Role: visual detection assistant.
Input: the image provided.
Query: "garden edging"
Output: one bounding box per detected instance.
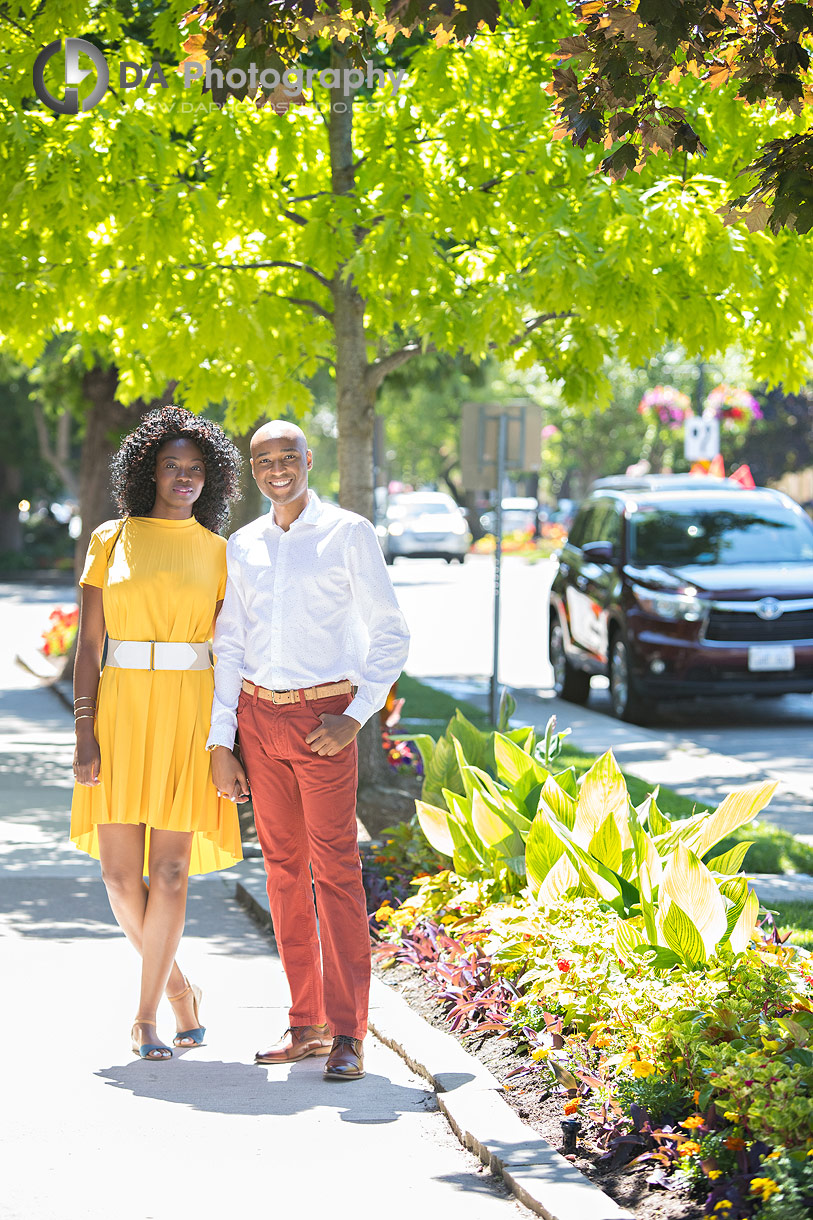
[227,860,634,1220]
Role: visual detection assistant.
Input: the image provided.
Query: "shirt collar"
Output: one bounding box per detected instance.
[268,489,324,531]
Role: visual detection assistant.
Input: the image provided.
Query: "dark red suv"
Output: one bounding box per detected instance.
[549,476,813,721]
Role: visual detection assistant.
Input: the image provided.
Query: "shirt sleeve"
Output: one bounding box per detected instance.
[207,537,249,751]
[343,518,411,727]
[79,522,120,588]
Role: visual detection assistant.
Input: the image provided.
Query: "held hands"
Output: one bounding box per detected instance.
[211,746,251,803]
[305,713,361,757]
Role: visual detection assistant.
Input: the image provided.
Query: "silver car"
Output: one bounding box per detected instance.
[378,493,470,564]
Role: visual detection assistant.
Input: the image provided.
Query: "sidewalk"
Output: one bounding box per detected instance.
[0,588,532,1220]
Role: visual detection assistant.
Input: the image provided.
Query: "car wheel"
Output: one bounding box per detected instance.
[549,619,591,704]
[608,632,646,723]
[455,554,466,564]
[444,555,453,564]
[384,552,394,565]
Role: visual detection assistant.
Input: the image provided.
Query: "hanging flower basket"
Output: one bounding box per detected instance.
[41,605,78,657]
[637,386,692,430]
[703,384,763,433]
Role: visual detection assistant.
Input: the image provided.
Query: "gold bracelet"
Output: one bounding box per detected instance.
[74,699,96,707]
[74,713,95,721]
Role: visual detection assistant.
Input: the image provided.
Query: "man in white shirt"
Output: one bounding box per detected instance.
[208,421,410,1080]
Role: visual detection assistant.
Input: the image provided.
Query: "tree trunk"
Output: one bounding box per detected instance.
[75,368,174,581]
[229,425,264,531]
[0,461,23,554]
[328,47,394,791]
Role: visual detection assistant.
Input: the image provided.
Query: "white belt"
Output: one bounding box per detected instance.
[105,639,212,671]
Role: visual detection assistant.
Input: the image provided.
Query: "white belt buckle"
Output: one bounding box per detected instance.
[111,640,151,669]
[153,642,196,670]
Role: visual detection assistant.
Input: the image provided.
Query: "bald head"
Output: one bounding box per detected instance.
[250,420,308,457]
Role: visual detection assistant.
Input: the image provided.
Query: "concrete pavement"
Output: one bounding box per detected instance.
[0,584,533,1220]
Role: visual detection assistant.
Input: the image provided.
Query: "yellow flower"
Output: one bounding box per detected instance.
[723,1111,740,1122]
[750,1178,780,1202]
[531,1047,549,1062]
[708,1170,723,1180]
[630,1059,656,1078]
[375,903,393,921]
[681,1115,705,1130]
[679,1140,701,1158]
[767,1151,782,1160]
[563,1099,579,1116]
[714,1204,732,1213]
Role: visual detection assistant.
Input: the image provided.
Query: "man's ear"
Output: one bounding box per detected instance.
[306,449,313,470]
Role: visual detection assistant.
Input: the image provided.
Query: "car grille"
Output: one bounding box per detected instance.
[706,608,813,643]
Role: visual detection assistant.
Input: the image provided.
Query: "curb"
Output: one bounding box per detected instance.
[229,861,634,1220]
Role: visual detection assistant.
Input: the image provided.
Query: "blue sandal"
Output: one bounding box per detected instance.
[131,1019,172,1060]
[169,980,206,1048]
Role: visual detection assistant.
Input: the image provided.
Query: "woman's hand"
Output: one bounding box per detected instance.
[211,746,250,803]
[74,728,101,786]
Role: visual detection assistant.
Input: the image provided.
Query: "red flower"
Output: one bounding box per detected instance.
[557,959,572,973]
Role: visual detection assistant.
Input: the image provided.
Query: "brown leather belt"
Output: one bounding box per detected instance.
[241,678,354,706]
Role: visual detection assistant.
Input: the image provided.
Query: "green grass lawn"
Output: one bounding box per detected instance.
[397,673,813,883]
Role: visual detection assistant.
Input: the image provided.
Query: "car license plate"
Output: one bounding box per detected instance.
[748,645,795,672]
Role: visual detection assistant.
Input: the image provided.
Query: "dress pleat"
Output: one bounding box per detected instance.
[69,516,242,877]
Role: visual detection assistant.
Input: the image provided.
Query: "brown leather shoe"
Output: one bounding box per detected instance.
[323,1035,365,1080]
[254,1024,331,1064]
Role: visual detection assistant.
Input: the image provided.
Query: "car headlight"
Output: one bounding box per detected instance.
[388,522,405,537]
[631,584,708,622]
[450,519,467,535]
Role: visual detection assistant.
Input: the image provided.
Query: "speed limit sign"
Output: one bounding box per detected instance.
[684,416,721,462]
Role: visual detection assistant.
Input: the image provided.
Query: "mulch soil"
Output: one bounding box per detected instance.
[374,958,705,1220]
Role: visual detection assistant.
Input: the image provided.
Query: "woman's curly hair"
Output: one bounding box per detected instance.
[110,406,242,534]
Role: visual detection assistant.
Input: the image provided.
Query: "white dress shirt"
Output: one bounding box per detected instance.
[207,491,410,751]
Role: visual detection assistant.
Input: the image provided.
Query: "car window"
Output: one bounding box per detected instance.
[567,505,595,549]
[586,500,622,550]
[629,502,813,566]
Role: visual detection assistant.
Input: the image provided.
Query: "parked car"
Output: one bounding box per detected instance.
[549,475,813,721]
[378,492,470,564]
[480,497,547,537]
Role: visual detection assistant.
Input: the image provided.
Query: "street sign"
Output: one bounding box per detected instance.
[460,400,542,726]
[461,401,542,491]
[684,416,720,463]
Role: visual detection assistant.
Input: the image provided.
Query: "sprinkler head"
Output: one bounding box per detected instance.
[560,1117,580,1153]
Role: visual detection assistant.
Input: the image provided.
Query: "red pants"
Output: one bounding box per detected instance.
[236,687,370,1040]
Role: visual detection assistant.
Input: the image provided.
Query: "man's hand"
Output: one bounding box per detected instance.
[305,713,361,757]
[211,746,251,803]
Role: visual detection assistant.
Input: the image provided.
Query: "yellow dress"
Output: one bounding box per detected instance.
[70,516,243,876]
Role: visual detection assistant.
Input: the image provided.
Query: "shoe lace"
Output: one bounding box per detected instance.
[333,1034,356,1048]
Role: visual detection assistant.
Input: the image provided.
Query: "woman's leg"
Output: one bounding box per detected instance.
[137,828,194,1023]
[97,824,195,1048]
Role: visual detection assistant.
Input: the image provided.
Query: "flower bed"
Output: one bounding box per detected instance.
[365,711,813,1220]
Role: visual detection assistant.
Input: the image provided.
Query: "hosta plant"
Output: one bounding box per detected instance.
[416,720,777,969]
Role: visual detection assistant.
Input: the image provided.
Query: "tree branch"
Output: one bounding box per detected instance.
[32,403,78,497]
[367,311,572,392]
[281,295,334,321]
[183,258,330,287]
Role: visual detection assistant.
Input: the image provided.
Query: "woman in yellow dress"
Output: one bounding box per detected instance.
[71,406,243,1060]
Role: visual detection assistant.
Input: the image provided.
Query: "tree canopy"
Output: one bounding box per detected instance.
[552,0,813,233]
[2,0,813,520]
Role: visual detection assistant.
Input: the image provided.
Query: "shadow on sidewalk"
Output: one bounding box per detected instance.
[95,1056,435,1122]
[0,878,271,959]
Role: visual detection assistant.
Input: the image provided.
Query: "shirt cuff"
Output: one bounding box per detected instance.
[344,695,375,728]
[206,728,237,752]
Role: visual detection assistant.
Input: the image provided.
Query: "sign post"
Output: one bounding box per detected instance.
[461,401,542,725]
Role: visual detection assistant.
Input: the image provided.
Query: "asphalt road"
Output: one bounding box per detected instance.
[391,555,813,816]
